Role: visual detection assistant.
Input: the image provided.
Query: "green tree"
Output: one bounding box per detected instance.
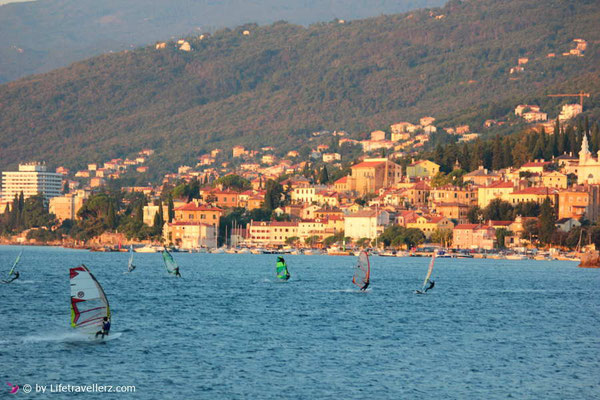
[431,228,452,247]
[264,179,284,211]
[106,201,117,230]
[483,199,514,221]
[304,235,320,247]
[285,236,300,246]
[495,228,512,249]
[355,237,371,248]
[319,166,329,184]
[492,134,503,170]
[323,231,345,247]
[404,228,426,248]
[153,201,165,236]
[168,194,175,223]
[216,174,251,190]
[538,197,556,245]
[22,195,54,229]
[467,206,483,224]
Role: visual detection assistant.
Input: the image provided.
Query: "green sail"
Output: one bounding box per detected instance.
[162,249,179,275]
[276,260,290,281]
[8,249,22,277]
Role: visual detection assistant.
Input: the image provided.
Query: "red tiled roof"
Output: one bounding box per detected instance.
[484,181,515,189]
[489,220,512,226]
[175,203,223,212]
[351,161,386,168]
[412,181,431,190]
[335,176,348,184]
[511,187,556,195]
[521,161,550,167]
[347,210,379,218]
[454,224,481,229]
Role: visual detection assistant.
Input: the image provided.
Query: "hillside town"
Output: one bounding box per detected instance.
[0,102,598,259]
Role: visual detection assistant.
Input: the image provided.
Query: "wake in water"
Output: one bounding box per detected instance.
[325,288,372,293]
[21,331,123,344]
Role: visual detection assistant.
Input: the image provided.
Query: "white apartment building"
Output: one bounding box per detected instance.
[2,163,62,206]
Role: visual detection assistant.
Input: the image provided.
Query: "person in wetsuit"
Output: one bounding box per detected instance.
[424,280,435,292]
[3,270,19,284]
[360,280,369,291]
[95,317,111,339]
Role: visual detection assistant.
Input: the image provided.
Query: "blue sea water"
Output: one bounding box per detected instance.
[1,245,599,399]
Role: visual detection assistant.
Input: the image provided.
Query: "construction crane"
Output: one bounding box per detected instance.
[547,91,591,109]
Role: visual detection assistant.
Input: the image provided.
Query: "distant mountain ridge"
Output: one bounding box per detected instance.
[0,0,444,83]
[0,0,599,177]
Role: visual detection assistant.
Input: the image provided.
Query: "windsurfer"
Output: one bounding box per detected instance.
[360,280,369,291]
[128,264,136,272]
[174,266,182,278]
[3,270,19,283]
[276,257,290,280]
[424,280,435,292]
[95,317,111,339]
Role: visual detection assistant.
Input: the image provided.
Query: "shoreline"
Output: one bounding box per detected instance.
[0,242,582,261]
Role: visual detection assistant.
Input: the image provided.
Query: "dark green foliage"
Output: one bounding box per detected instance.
[538,197,557,245]
[1,0,600,175]
[264,179,284,211]
[216,175,251,191]
[513,201,540,218]
[0,194,55,235]
[495,228,512,249]
[26,228,62,243]
[319,166,329,184]
[322,231,345,247]
[483,199,514,221]
[168,194,175,223]
[0,0,443,83]
[378,225,425,248]
[430,169,466,188]
[106,201,117,230]
[467,206,483,224]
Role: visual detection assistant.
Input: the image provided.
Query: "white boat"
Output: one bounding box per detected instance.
[505,254,528,260]
[135,245,159,253]
[237,248,251,254]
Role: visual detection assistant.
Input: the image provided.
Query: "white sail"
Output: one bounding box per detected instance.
[353,251,370,289]
[128,245,135,272]
[70,265,110,334]
[421,253,436,292]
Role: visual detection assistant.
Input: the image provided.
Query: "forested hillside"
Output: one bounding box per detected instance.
[0,0,443,82]
[0,0,599,175]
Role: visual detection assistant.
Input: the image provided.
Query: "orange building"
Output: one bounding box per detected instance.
[174,202,223,229]
[557,185,600,221]
[347,158,403,195]
[452,224,496,250]
[508,187,558,206]
[430,185,477,207]
[434,202,470,223]
[210,190,240,208]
